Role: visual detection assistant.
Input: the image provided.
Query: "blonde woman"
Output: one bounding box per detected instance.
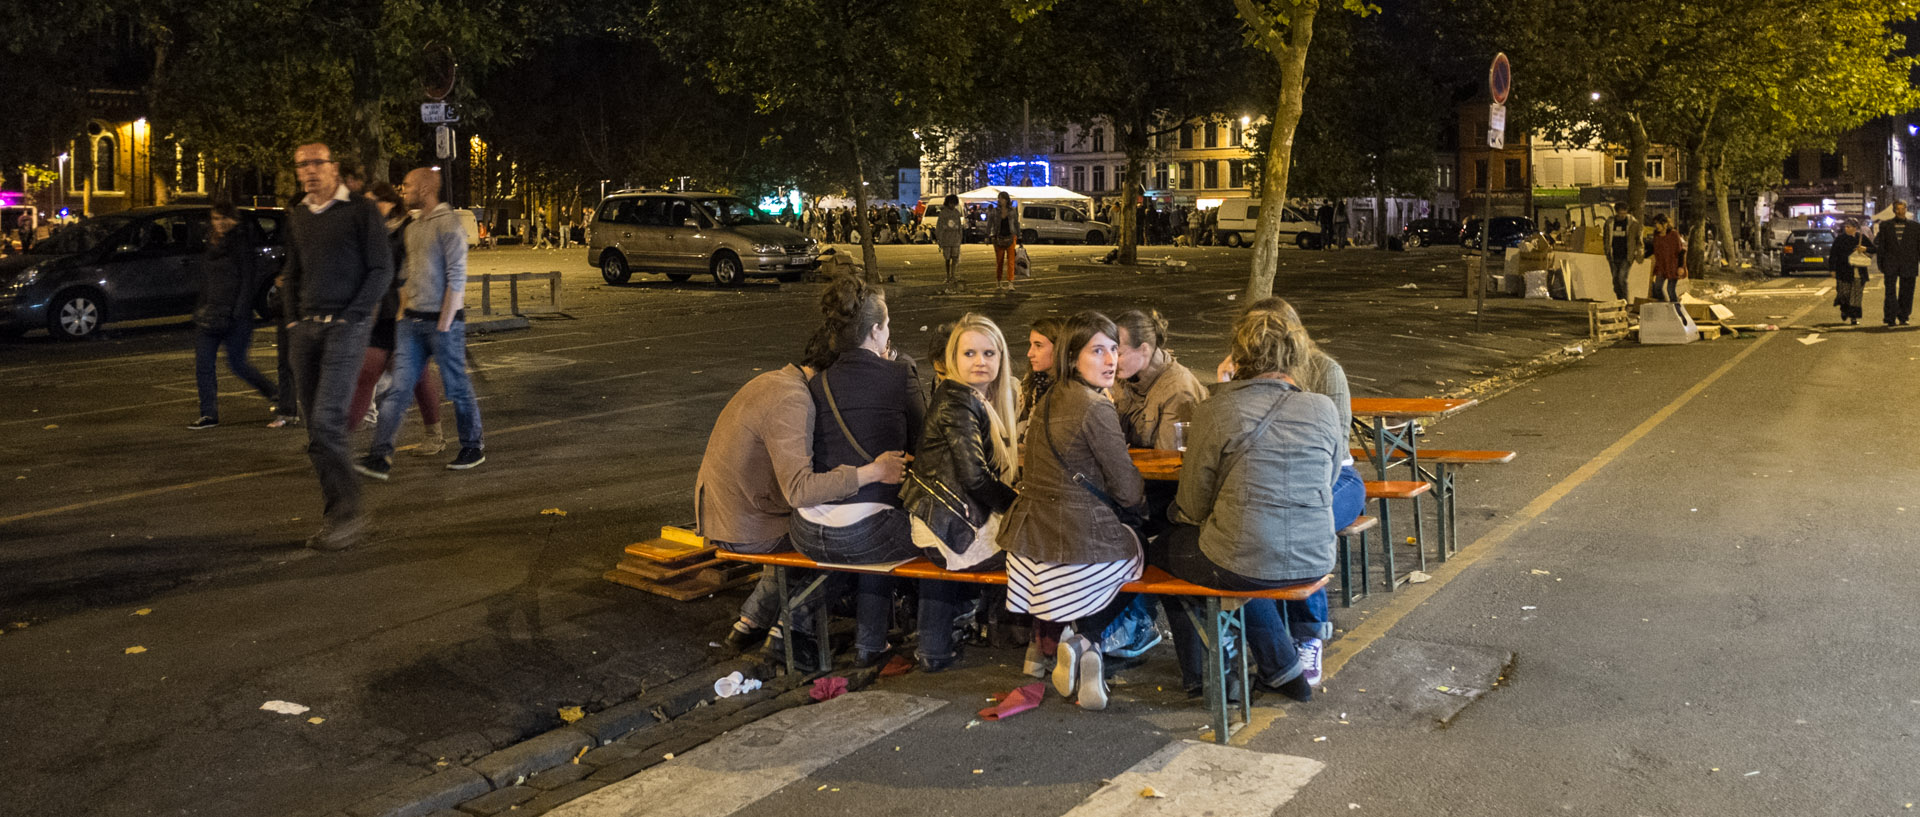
[902,313,1021,670]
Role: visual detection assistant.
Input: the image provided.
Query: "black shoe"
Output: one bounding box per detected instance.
[353,454,391,481]
[187,416,219,430]
[724,623,770,652]
[306,516,368,552]
[1255,674,1314,702]
[760,633,824,673]
[446,447,486,470]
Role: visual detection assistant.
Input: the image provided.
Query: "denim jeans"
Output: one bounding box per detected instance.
[719,535,826,641]
[917,580,976,664]
[194,322,275,419]
[289,318,373,527]
[371,318,482,458]
[1655,277,1679,302]
[1283,464,1365,641]
[1152,523,1312,689]
[274,323,299,418]
[790,508,915,657]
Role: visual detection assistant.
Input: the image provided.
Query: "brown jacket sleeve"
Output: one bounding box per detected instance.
[763,382,860,508]
[1084,396,1146,513]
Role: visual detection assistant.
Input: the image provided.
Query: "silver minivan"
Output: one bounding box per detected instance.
[587,192,818,285]
[1212,199,1323,249]
[1018,203,1111,245]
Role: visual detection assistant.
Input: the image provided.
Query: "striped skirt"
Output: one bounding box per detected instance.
[1005,551,1143,623]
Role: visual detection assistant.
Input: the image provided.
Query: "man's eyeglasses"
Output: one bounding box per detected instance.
[293,159,335,170]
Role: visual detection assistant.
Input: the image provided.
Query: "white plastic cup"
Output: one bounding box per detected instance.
[1173,421,1191,452]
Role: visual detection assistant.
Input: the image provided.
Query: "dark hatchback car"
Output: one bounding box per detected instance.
[0,205,286,339]
[1402,218,1462,247]
[1460,216,1538,250]
[1779,228,1836,274]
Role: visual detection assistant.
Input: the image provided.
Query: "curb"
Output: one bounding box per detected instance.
[338,655,882,817]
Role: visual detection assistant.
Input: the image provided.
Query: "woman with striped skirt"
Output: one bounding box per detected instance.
[997,311,1147,710]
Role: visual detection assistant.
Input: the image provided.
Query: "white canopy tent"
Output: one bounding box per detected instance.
[956,185,1093,204]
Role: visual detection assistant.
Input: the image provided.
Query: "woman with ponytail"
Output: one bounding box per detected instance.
[1112,308,1208,452]
[790,274,924,667]
[900,313,1021,671]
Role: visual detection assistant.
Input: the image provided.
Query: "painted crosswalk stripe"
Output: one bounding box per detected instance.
[1061,740,1324,817]
[546,691,945,817]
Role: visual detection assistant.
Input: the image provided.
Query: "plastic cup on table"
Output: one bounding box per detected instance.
[1173,421,1191,452]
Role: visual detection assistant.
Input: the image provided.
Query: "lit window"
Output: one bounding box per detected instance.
[95,135,118,191]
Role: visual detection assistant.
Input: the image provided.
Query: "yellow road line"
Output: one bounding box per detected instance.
[1319,296,1821,683]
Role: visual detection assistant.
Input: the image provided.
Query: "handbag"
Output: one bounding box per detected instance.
[1850,248,1872,269]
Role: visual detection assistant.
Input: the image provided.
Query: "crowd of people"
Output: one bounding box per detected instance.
[694,274,1365,710]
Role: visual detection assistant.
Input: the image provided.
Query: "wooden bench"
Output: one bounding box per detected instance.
[715,549,1328,743]
[1357,447,1515,563]
[1365,480,1432,589]
[1336,515,1379,608]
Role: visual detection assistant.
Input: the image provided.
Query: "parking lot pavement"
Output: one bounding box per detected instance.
[0,242,1601,817]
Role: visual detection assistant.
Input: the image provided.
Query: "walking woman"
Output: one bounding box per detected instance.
[791,274,924,667]
[1221,297,1363,687]
[1157,306,1345,703]
[348,182,445,453]
[998,311,1146,710]
[1648,214,1687,302]
[1830,219,1875,325]
[986,191,1021,293]
[935,194,966,291]
[902,313,1020,671]
[188,200,278,429]
[1112,308,1208,452]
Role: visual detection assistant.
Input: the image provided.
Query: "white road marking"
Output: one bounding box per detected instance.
[1061,740,1324,817]
[547,691,945,817]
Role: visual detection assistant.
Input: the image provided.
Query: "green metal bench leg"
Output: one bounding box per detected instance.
[776,566,796,674]
[775,567,835,675]
[1186,598,1247,744]
[1378,496,1396,591]
[1338,533,1354,607]
[814,579,832,672]
[1359,527,1370,601]
[1412,493,1427,574]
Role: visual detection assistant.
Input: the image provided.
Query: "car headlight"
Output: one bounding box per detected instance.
[752,243,782,254]
[9,266,42,288]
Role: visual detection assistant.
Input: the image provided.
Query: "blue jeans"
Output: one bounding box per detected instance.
[371,317,483,458]
[1152,523,1311,689]
[790,508,915,658]
[1284,464,1365,641]
[1655,277,1679,301]
[194,322,275,419]
[917,580,975,664]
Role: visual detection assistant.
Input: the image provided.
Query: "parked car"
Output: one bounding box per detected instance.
[0,205,286,339]
[918,201,985,244]
[587,191,818,285]
[1778,228,1836,275]
[1402,218,1461,247]
[1018,203,1110,245]
[1211,199,1323,249]
[1460,216,1538,250]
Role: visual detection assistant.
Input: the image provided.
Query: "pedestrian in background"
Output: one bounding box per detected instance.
[356,167,486,478]
[1606,207,1640,300]
[187,200,277,430]
[1875,201,1918,326]
[348,181,444,454]
[986,191,1021,293]
[935,193,966,292]
[283,142,393,551]
[1648,214,1686,302]
[1830,218,1874,325]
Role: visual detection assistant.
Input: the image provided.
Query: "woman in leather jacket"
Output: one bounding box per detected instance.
[901,313,1020,671]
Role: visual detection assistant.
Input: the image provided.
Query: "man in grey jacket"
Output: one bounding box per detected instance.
[1878,200,1920,326]
[284,142,393,551]
[357,167,486,478]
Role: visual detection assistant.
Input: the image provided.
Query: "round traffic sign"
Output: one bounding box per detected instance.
[1489,52,1511,104]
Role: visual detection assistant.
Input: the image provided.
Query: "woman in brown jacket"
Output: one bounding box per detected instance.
[1112,309,1209,452]
[998,310,1146,710]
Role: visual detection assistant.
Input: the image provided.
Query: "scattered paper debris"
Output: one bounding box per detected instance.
[540,508,568,516]
[574,746,589,763]
[1397,283,1419,289]
[124,646,147,654]
[133,608,152,616]
[1529,569,1550,575]
[558,706,584,723]
[663,753,675,760]
[713,671,762,698]
[1520,606,1537,611]
[1140,787,1166,799]
[1406,571,1432,583]
[810,676,849,702]
[972,769,984,774]
[1313,736,1327,742]
[43,424,58,430]
[1798,334,1826,345]
[817,785,828,791]
[308,717,325,725]
[260,700,310,715]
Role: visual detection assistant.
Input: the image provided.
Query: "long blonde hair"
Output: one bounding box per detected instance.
[945,313,1020,481]
[1237,297,1328,389]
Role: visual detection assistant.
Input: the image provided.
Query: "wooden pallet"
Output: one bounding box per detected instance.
[603,525,760,601]
[1589,299,1631,341]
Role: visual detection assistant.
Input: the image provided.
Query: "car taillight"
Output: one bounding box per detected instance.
[1783,244,1794,253]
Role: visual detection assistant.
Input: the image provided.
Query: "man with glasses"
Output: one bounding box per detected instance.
[284,142,393,551]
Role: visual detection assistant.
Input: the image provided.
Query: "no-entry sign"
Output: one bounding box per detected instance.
[1489,53,1511,105]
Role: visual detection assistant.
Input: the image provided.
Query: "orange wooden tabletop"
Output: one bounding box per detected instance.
[1349,397,1476,421]
[1129,448,1182,481]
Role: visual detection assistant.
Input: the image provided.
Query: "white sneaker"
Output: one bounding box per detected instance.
[1053,635,1083,697]
[1076,638,1109,710]
[1298,637,1324,688]
[1022,641,1048,679]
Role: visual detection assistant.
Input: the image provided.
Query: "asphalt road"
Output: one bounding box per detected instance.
[2,241,1635,817]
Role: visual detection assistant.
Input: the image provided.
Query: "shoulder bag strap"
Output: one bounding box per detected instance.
[1038,393,1138,524]
[820,374,876,463]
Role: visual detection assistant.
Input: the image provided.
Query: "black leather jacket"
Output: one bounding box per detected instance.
[901,379,1018,565]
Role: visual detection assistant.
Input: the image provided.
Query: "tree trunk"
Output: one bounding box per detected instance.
[1239,0,1318,302]
[847,112,880,283]
[1711,148,1739,267]
[1116,112,1150,266]
[1624,113,1651,263]
[1685,142,1711,278]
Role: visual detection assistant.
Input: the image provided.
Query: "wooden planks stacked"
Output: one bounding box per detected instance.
[604,525,760,601]
[1589,298,1631,341]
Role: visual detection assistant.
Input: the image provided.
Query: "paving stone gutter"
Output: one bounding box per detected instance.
[326,656,877,817]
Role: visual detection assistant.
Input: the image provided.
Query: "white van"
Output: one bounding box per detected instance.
[1212,199,1322,249]
[1019,203,1111,245]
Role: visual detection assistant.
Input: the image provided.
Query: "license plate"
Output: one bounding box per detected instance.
[790,255,811,265]
[1804,257,1823,263]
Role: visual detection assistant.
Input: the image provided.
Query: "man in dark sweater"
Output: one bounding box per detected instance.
[283,142,393,551]
[1878,200,1920,326]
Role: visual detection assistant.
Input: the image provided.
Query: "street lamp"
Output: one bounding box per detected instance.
[57,152,68,215]
[1590,92,1602,101]
[134,118,149,207]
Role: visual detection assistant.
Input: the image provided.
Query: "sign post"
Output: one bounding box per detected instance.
[1478,52,1512,332]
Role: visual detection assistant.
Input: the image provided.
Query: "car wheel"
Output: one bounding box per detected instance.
[255,279,281,321]
[1224,232,1244,248]
[711,252,745,286]
[49,290,104,339]
[1086,230,1105,245]
[1408,234,1425,248]
[1022,229,1039,244]
[1295,233,1316,250]
[601,253,632,285]
[666,273,692,282]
